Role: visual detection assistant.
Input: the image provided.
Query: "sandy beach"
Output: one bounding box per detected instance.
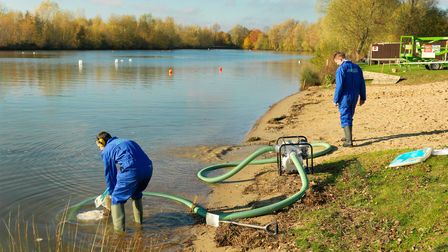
[184,80,448,250]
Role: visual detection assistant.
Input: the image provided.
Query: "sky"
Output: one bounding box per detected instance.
[2,0,448,32]
[0,0,320,31]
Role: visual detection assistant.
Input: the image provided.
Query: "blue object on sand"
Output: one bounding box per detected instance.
[388,148,433,168]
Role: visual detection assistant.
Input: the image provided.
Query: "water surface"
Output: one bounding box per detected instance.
[0,49,304,249]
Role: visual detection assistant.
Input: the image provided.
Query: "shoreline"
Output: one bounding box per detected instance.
[187,80,448,250]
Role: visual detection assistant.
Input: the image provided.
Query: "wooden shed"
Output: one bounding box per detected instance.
[369,42,400,65]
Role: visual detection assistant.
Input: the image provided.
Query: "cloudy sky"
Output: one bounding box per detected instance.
[2,0,448,32]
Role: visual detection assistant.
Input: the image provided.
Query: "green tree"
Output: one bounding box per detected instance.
[390,0,448,38]
[214,31,231,47]
[321,0,399,58]
[229,24,249,48]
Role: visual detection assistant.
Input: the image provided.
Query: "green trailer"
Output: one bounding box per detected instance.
[400,35,448,70]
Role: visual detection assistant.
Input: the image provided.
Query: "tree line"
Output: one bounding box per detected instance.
[0,0,317,51]
[1,0,447,82]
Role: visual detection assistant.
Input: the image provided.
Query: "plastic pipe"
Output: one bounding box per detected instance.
[67,142,332,221]
[197,142,332,183]
[197,146,276,183]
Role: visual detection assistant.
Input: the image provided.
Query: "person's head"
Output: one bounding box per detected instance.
[333,52,346,66]
[96,131,112,151]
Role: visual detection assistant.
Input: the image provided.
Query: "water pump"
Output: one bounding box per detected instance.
[276,136,314,175]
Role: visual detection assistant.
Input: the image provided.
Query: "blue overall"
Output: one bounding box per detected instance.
[101,137,153,205]
[334,60,366,127]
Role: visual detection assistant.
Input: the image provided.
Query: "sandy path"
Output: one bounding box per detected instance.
[187,81,448,250]
[246,82,448,161]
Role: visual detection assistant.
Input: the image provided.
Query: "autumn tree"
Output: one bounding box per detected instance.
[254,32,269,50]
[150,17,181,49]
[214,31,231,47]
[242,29,262,49]
[136,14,155,49]
[0,11,21,47]
[19,12,38,47]
[229,24,249,48]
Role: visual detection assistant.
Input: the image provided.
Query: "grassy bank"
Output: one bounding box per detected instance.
[360,63,448,85]
[294,149,448,250]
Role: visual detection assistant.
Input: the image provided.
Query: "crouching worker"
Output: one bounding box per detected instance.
[95,131,153,232]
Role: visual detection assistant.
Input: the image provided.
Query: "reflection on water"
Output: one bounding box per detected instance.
[0,50,305,249]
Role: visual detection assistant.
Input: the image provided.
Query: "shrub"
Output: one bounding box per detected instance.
[300,65,321,90]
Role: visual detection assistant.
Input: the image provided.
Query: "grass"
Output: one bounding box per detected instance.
[292,149,448,251]
[1,203,161,251]
[360,63,448,85]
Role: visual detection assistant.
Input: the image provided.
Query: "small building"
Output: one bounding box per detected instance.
[368,42,401,65]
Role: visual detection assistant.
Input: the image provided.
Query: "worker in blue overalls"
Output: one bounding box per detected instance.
[96,131,153,231]
[333,52,366,147]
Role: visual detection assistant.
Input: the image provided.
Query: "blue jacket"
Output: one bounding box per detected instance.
[101,137,152,198]
[334,60,366,106]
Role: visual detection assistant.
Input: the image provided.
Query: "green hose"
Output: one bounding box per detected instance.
[197,146,276,183]
[217,153,308,220]
[144,153,307,221]
[68,142,332,221]
[197,142,332,184]
[310,142,333,157]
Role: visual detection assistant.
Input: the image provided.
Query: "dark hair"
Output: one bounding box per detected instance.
[333,52,346,60]
[96,131,112,146]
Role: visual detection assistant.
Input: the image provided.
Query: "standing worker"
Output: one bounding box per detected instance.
[333,52,366,147]
[95,131,153,231]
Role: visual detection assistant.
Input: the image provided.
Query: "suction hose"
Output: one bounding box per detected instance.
[67,142,332,221]
[197,142,331,183]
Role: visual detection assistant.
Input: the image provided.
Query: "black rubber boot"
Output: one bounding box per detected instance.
[342,126,353,147]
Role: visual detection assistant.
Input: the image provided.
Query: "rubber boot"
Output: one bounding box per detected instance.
[111,204,125,232]
[342,126,353,147]
[132,198,143,225]
[341,126,353,142]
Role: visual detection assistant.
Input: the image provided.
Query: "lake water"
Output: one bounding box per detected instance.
[0,49,304,250]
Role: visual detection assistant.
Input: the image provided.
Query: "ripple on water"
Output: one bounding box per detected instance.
[63,196,197,250]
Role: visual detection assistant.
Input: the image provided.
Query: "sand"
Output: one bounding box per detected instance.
[185,81,448,251]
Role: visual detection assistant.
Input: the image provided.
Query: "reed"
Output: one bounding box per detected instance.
[1,204,162,251]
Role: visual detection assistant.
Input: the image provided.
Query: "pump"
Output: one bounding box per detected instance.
[275,136,313,175]
[69,137,332,224]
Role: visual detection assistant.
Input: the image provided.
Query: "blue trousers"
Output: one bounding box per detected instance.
[338,103,357,128]
[112,165,153,205]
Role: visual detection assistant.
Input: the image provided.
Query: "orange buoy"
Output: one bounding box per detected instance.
[169,69,173,75]
[219,67,222,72]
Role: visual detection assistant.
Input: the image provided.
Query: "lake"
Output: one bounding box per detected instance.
[0,49,305,250]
